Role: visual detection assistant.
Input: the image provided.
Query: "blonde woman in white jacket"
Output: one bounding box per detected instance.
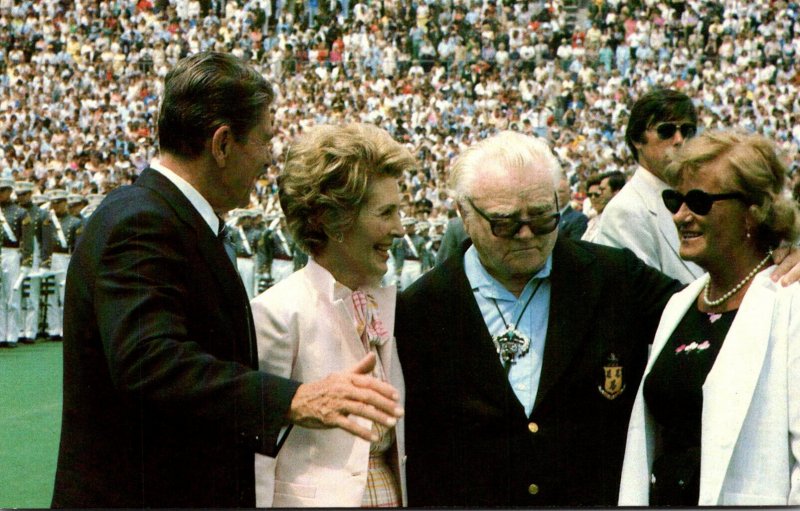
[252,124,415,507]
[618,130,800,506]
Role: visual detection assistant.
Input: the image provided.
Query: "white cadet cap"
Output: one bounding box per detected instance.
[46,189,69,202]
[67,194,86,205]
[14,181,34,194]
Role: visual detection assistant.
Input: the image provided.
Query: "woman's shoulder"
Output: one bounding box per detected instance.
[753,266,800,297]
[745,268,800,327]
[251,268,314,311]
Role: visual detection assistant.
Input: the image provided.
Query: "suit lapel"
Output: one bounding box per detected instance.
[534,240,598,411]
[304,260,365,366]
[699,272,775,504]
[135,168,247,303]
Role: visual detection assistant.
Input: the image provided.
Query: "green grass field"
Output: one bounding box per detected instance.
[0,341,62,509]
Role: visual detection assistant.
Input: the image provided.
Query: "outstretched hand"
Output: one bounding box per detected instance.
[288,352,404,442]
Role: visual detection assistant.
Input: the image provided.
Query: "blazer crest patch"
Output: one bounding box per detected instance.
[598,352,625,400]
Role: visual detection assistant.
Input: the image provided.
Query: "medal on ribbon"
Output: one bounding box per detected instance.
[490,280,544,372]
[492,327,531,366]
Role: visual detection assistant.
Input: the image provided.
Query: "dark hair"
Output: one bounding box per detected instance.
[157,52,275,159]
[625,89,697,162]
[586,173,603,189]
[600,170,626,192]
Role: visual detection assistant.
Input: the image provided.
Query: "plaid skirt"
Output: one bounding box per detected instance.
[360,340,401,507]
[361,422,401,507]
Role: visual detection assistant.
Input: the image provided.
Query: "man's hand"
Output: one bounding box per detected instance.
[288,353,404,442]
[771,245,800,286]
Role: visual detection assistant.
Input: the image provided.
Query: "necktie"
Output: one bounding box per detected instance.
[351,290,390,352]
[217,219,238,269]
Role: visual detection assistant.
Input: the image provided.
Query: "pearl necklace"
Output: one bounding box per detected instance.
[703,250,773,307]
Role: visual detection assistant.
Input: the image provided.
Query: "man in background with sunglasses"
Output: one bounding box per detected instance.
[556,176,589,240]
[582,171,625,243]
[595,88,703,283]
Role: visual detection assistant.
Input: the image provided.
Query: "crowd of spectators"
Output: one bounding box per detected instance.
[2,0,800,226]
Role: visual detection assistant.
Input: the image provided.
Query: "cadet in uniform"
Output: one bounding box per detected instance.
[243,210,267,296]
[80,194,105,223]
[422,233,441,273]
[75,194,105,243]
[254,211,274,293]
[249,211,272,293]
[0,178,26,347]
[263,213,299,284]
[391,217,427,291]
[41,189,80,341]
[226,209,258,299]
[67,195,88,220]
[15,181,46,343]
[65,195,86,251]
[415,220,433,272]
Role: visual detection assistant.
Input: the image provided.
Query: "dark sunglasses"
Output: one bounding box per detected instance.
[587,191,601,198]
[662,189,746,216]
[653,122,697,140]
[466,195,561,239]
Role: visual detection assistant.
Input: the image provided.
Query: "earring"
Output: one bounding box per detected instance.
[334,232,344,243]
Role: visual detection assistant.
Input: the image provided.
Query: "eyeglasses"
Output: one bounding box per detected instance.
[653,122,697,141]
[662,189,746,216]
[587,191,601,198]
[465,196,561,238]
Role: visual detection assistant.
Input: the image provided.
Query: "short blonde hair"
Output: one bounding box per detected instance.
[279,123,417,255]
[664,130,800,250]
[448,130,562,201]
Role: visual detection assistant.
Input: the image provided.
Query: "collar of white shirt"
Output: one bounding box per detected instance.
[149,159,219,236]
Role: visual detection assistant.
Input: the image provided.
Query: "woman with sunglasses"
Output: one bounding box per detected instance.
[618,130,800,506]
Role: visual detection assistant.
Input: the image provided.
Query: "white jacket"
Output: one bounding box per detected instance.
[251,259,406,507]
[619,268,800,505]
[595,166,703,284]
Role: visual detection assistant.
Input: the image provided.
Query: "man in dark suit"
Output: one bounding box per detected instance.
[395,131,683,507]
[52,52,403,508]
[556,176,589,239]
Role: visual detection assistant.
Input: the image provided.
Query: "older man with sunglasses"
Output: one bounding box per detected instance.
[595,88,703,283]
[395,130,687,507]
